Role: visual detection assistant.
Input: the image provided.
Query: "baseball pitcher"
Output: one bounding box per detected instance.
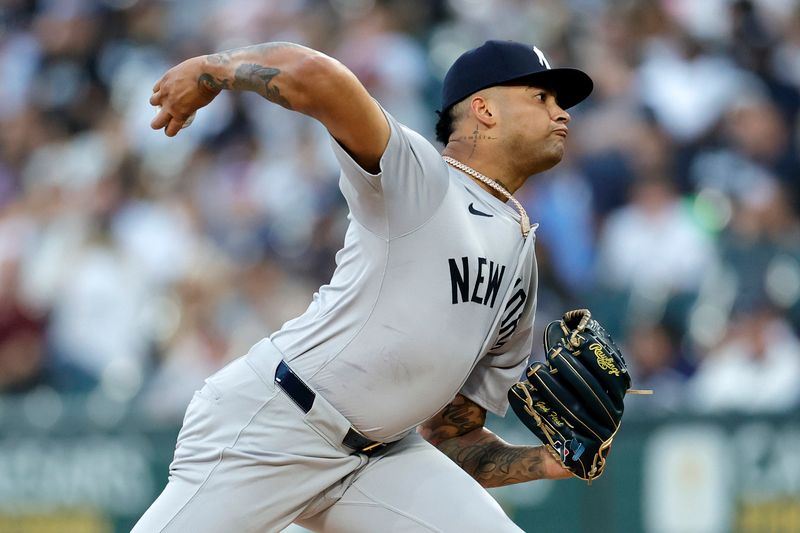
[135,39,630,533]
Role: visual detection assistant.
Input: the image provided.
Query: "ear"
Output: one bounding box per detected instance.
[468,94,496,128]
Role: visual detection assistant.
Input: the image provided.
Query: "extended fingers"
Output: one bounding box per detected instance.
[164,116,185,137]
[151,104,193,135]
[155,111,192,136]
[151,106,171,131]
[150,77,165,127]
[151,76,164,106]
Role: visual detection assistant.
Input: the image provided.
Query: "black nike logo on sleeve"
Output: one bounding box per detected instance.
[468,203,493,217]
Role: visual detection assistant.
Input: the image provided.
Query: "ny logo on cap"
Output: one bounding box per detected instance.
[533,46,551,69]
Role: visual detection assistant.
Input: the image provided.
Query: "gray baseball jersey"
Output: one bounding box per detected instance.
[271,108,538,442]
[133,109,539,533]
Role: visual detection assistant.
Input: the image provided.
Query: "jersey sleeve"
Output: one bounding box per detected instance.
[329,107,449,239]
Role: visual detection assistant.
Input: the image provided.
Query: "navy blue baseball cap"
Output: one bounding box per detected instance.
[440,40,593,112]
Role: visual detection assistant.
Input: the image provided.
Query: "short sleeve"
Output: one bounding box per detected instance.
[329,107,449,239]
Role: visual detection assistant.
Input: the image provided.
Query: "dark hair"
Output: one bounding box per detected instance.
[434,107,455,145]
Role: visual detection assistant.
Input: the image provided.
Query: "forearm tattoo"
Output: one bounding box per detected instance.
[438,434,547,488]
[421,395,547,487]
[198,73,231,92]
[233,64,291,108]
[424,395,485,445]
[199,42,297,109]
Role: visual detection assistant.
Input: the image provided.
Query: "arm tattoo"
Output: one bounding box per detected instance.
[424,395,485,445]
[201,43,297,109]
[198,73,231,93]
[234,64,291,109]
[421,395,549,487]
[438,434,547,488]
[197,65,291,109]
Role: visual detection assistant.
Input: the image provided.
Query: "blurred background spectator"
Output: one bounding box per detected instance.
[687,304,800,413]
[1,0,799,422]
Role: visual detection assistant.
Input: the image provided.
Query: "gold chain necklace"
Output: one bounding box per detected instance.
[442,156,531,237]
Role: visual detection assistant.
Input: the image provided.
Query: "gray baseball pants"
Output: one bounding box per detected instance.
[131,339,523,533]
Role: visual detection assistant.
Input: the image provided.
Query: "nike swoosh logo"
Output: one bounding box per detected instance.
[468,203,493,217]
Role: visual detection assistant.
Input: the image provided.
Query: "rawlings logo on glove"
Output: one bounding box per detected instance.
[508,309,631,483]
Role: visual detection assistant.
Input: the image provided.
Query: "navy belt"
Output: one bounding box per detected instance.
[274,360,388,455]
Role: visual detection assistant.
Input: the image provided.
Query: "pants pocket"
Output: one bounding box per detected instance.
[302,399,351,451]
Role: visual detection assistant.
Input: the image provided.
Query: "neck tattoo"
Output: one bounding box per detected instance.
[442,156,531,237]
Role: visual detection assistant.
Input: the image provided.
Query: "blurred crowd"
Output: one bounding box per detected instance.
[1,0,799,422]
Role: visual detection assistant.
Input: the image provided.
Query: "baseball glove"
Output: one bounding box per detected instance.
[508,309,631,483]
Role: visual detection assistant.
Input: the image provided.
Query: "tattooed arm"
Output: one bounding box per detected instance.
[149,42,389,172]
[418,394,570,488]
